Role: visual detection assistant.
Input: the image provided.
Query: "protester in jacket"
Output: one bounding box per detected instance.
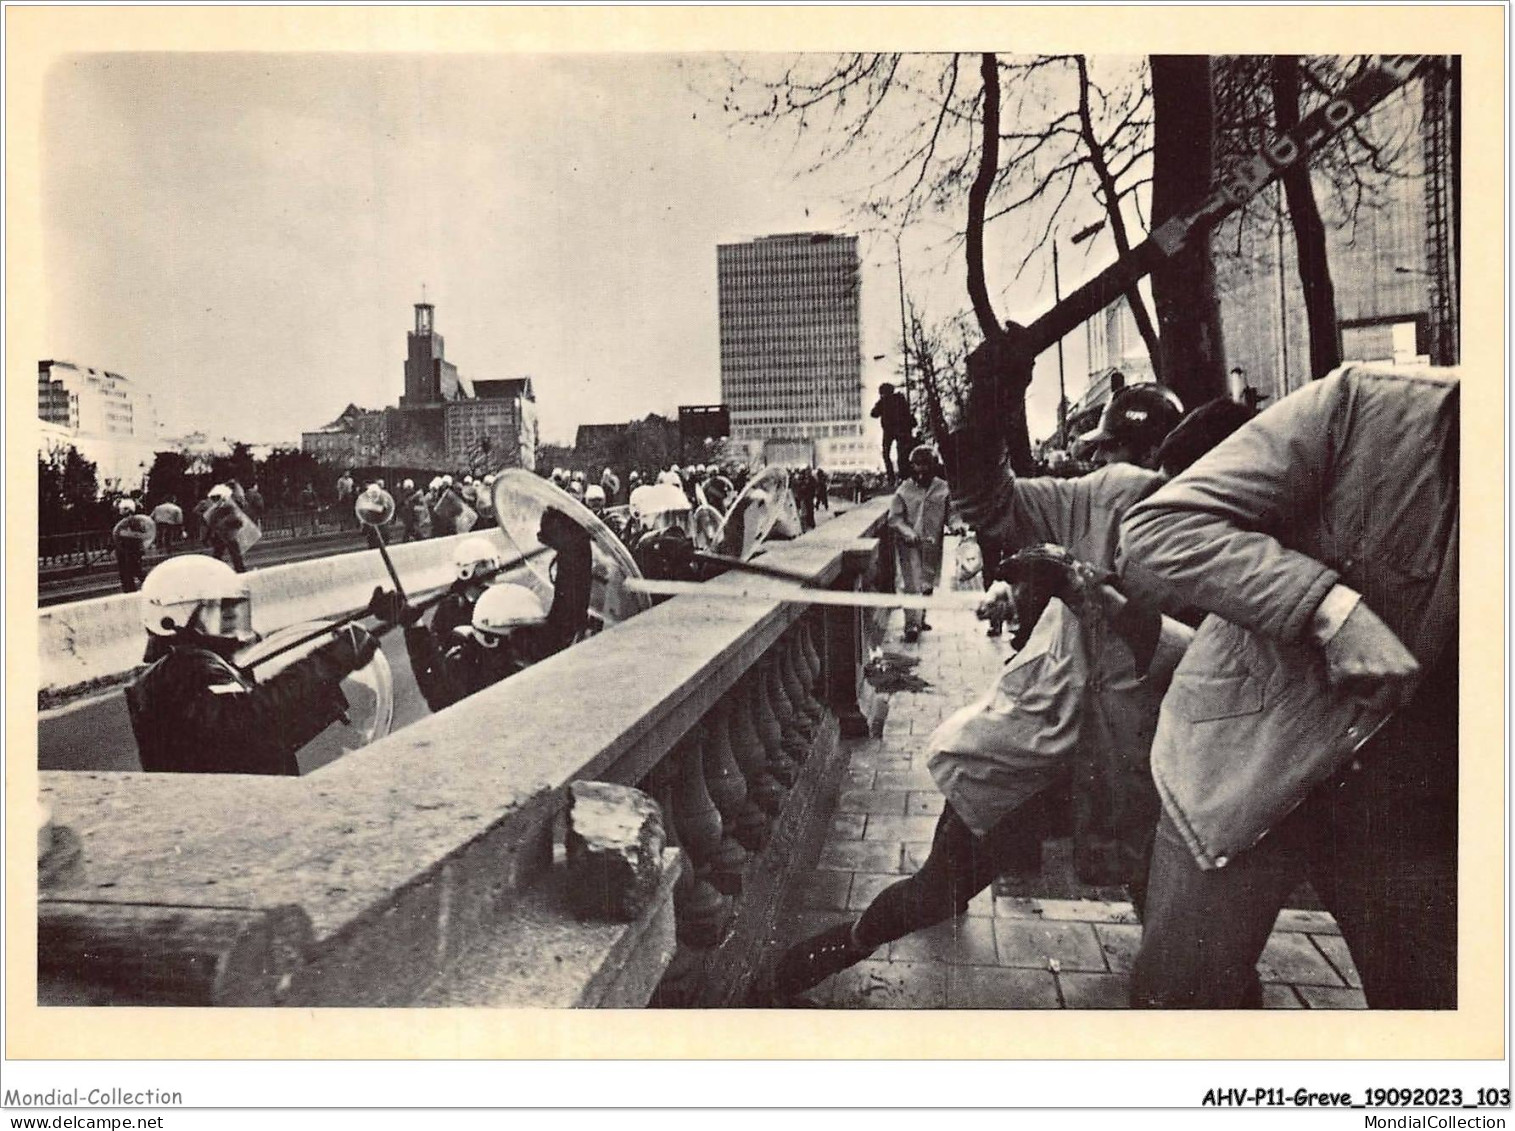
[944,350,1187,884]
[887,446,950,643]
[871,382,917,483]
[754,546,1194,1005]
[1119,364,1459,1009]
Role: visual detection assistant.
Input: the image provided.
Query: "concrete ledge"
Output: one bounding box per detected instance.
[38,502,893,1008]
[416,849,684,1008]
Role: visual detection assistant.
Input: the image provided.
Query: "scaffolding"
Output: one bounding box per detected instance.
[1422,57,1460,366]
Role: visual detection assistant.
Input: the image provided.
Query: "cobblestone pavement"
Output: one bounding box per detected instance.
[776,545,1365,1009]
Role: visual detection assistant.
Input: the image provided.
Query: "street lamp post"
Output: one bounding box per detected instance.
[1052,241,1066,447]
[894,233,910,402]
[1058,221,1107,448]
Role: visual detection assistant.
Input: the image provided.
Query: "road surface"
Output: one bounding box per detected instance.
[38,628,435,774]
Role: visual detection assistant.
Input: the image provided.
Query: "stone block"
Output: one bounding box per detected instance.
[948,966,1060,1009]
[1262,984,1305,1008]
[1092,923,1143,974]
[836,789,910,816]
[888,917,1000,966]
[1274,908,1342,935]
[862,815,940,843]
[564,781,667,922]
[1059,971,1131,1009]
[1310,934,1363,988]
[994,919,1106,973]
[1034,899,1139,925]
[826,959,948,1009]
[906,791,946,816]
[847,872,900,911]
[1296,984,1368,1009]
[791,870,853,911]
[1257,932,1344,987]
[875,770,939,792]
[828,813,867,841]
[817,841,904,874]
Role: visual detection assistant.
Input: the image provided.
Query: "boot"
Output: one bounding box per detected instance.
[754,921,874,1005]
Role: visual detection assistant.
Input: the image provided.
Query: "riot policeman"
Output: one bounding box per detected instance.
[126,556,379,775]
[393,507,593,712]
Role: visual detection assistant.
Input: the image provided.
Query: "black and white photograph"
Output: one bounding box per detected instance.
[8,3,1506,1111]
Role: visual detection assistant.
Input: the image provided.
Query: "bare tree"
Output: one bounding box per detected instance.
[901,303,973,449]
[1149,56,1228,407]
[1270,55,1342,377]
[1073,55,1161,373]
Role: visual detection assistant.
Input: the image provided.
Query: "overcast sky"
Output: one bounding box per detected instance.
[43,52,1098,446]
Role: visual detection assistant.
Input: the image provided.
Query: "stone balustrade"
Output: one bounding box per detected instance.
[38,498,893,1008]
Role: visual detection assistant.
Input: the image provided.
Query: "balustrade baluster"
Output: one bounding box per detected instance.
[671,722,747,897]
[729,674,785,814]
[754,659,801,787]
[769,649,815,768]
[794,623,828,723]
[703,696,768,852]
[800,613,824,697]
[643,755,727,950]
[780,632,822,734]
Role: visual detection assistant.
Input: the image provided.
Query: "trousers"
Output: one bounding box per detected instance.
[854,802,1035,948]
[1131,715,1457,1009]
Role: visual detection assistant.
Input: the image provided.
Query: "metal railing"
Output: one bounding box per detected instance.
[38,506,351,573]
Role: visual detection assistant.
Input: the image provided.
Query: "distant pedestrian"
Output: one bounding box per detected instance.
[871,382,917,484]
[815,468,830,511]
[244,484,265,523]
[112,498,156,593]
[887,445,949,643]
[791,467,817,531]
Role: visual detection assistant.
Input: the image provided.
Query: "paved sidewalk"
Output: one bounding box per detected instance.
[775,550,1366,1009]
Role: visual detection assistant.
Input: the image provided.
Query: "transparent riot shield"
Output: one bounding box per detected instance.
[690,504,725,553]
[491,469,652,632]
[236,621,395,774]
[719,466,803,560]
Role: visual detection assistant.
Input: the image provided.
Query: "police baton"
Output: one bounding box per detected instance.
[237,543,553,674]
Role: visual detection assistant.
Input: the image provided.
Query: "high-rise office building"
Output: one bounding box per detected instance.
[717,232,869,469]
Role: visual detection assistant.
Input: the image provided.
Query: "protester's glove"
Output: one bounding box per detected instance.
[977,580,1014,622]
[1002,544,1109,614]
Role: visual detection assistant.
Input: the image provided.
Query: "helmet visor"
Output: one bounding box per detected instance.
[192,595,254,642]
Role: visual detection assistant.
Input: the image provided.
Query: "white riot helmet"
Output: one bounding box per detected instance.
[402,478,415,491]
[207,484,233,502]
[571,470,586,483]
[584,484,606,509]
[453,536,502,582]
[441,475,454,488]
[117,498,137,515]
[429,477,444,492]
[141,555,253,642]
[463,475,474,485]
[470,583,546,646]
[631,482,692,531]
[483,473,496,486]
